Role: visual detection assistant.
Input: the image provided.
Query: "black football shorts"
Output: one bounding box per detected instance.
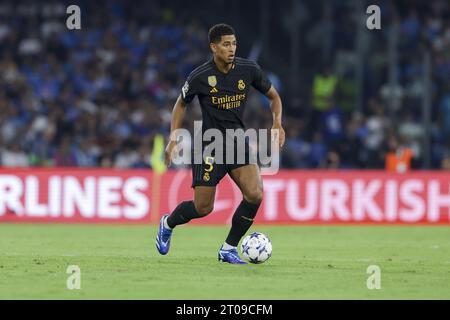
[191,141,252,187]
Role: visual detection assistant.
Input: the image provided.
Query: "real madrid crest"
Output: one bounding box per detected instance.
[238,79,245,90]
[203,172,210,182]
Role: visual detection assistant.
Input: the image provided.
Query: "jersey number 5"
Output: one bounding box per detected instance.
[204,156,215,172]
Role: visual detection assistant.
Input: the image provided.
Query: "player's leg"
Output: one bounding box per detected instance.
[156,155,225,255]
[167,186,216,227]
[156,186,215,255]
[225,164,263,248]
[218,163,262,264]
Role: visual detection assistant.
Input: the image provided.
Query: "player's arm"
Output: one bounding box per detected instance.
[265,86,285,148]
[251,62,285,147]
[165,73,198,166]
[164,94,187,166]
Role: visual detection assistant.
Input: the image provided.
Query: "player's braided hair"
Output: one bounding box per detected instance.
[208,23,235,43]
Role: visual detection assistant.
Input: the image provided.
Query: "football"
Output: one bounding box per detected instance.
[240,232,272,264]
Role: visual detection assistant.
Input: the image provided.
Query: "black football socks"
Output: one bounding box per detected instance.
[166,201,202,229]
[225,199,260,247]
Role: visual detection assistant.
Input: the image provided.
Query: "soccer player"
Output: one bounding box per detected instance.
[156,23,285,264]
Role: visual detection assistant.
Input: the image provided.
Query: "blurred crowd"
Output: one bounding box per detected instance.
[0,1,207,168]
[1,0,450,171]
[283,0,450,171]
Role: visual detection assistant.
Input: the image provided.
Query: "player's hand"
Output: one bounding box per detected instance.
[271,123,285,148]
[164,140,178,166]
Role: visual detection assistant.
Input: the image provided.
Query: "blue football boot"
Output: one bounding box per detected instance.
[218,246,247,264]
[156,214,172,255]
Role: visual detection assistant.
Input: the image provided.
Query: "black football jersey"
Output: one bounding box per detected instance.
[181,57,272,133]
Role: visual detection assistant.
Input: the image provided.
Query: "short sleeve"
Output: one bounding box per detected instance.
[251,63,272,94]
[180,73,199,104]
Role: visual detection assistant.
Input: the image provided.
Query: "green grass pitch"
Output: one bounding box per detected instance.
[0,224,450,299]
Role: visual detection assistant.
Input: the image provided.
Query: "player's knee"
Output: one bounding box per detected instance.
[245,188,263,205]
[194,202,214,217]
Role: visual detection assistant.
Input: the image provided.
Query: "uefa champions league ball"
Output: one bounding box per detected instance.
[240,232,272,264]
